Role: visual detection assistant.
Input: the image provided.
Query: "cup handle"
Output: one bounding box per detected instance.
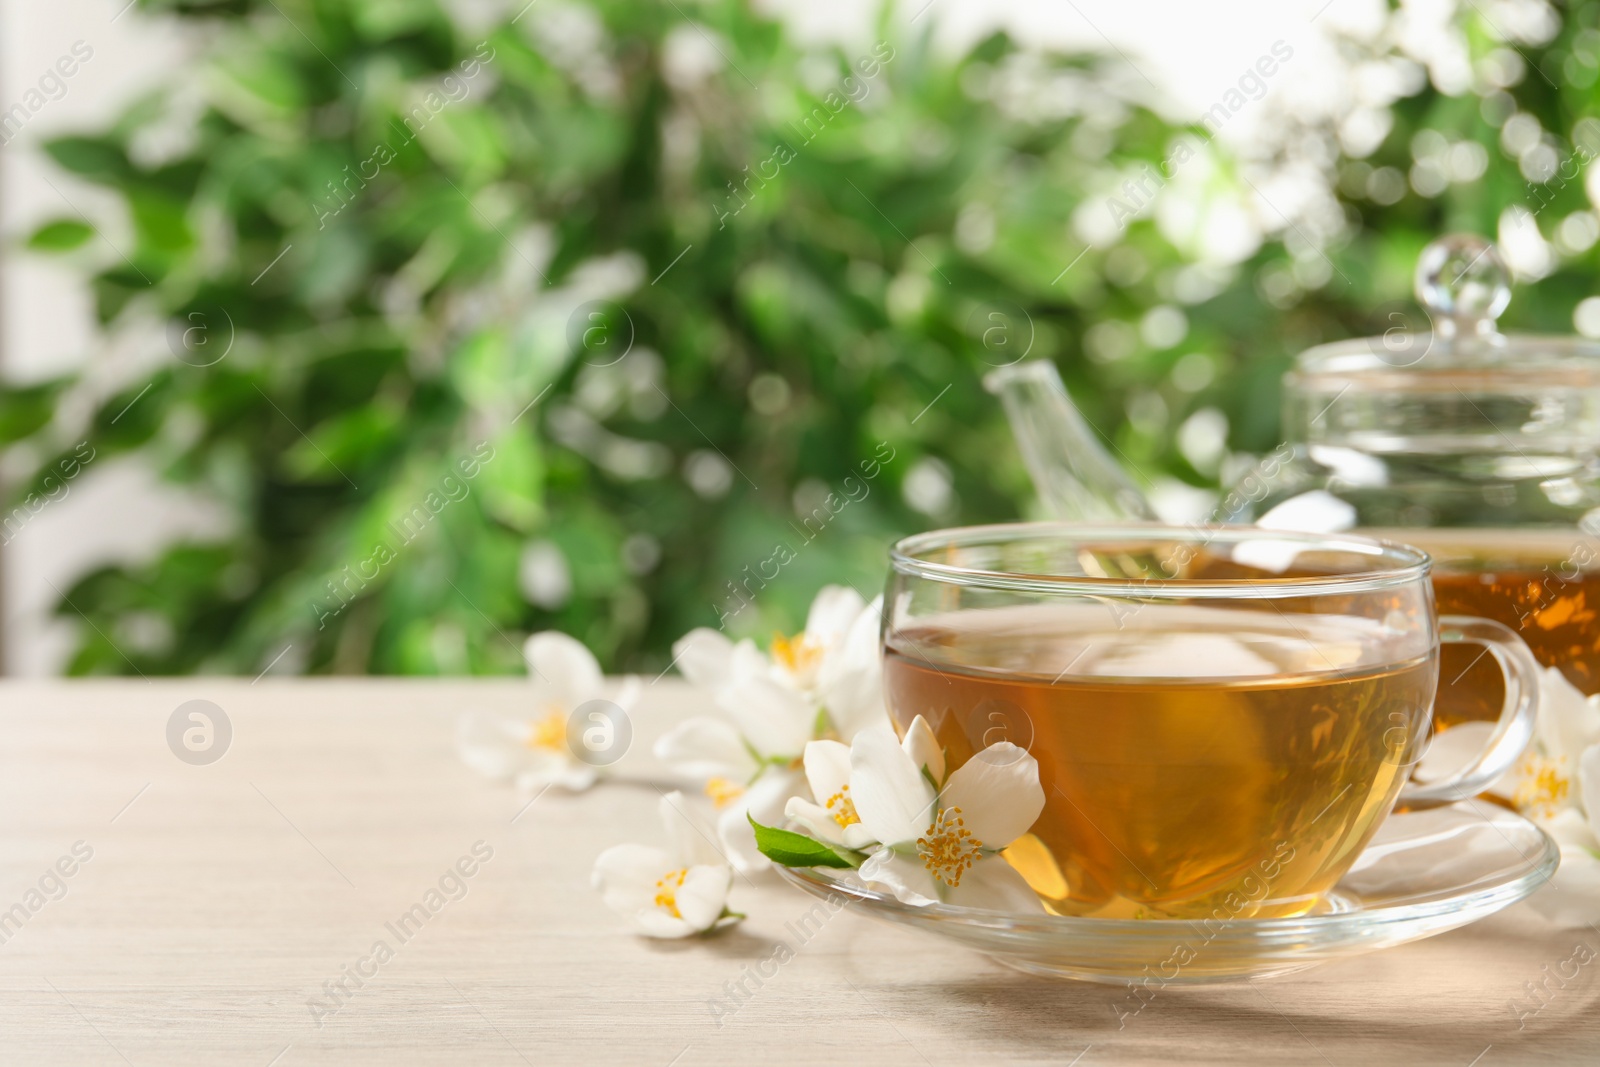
[1398,615,1540,810]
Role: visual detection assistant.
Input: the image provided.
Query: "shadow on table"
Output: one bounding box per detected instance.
[638,925,780,959]
[867,964,1600,1065]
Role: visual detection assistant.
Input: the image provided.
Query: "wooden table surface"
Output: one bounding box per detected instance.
[1,678,1597,1066]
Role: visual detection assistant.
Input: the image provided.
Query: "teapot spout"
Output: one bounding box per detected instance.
[984,361,1156,522]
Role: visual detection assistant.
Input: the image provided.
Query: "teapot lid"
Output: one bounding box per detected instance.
[1284,234,1600,457]
[1290,233,1600,382]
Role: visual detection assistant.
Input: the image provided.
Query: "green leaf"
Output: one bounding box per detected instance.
[748,815,859,869]
[476,428,544,533]
[221,53,307,112]
[26,220,94,252]
[42,136,133,185]
[0,380,68,444]
[129,191,193,254]
[285,406,397,477]
[94,372,171,446]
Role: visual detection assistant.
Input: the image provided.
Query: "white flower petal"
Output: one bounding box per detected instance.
[525,631,604,709]
[717,769,803,872]
[593,812,738,939]
[1540,805,1600,851]
[658,790,717,869]
[945,853,1047,914]
[1526,844,1600,928]
[654,717,758,782]
[1580,743,1600,838]
[821,670,888,742]
[859,848,941,906]
[745,769,802,824]
[817,596,888,740]
[805,585,867,647]
[899,715,945,787]
[727,638,769,679]
[1535,667,1600,762]
[850,724,937,847]
[801,740,853,804]
[674,864,732,930]
[717,675,815,759]
[515,760,597,793]
[456,712,529,781]
[841,823,879,850]
[672,628,737,688]
[715,801,764,872]
[938,744,1045,850]
[592,843,671,916]
[631,909,699,938]
[785,797,849,846]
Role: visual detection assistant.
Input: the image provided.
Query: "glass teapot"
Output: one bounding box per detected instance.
[987,234,1600,726]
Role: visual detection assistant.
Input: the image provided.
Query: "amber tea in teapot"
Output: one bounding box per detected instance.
[1378,529,1600,725]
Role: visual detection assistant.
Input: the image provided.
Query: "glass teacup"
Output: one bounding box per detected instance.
[882,523,1539,919]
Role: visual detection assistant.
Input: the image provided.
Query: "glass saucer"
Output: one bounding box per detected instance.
[776,800,1558,984]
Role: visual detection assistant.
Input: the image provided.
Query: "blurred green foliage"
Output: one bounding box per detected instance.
[9,0,1600,674]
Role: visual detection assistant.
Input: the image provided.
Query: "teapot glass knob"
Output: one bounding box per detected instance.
[1414,234,1511,340]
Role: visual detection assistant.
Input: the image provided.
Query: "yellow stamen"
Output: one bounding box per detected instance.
[917,805,983,888]
[1515,755,1571,819]
[528,708,567,751]
[654,867,689,918]
[826,784,861,828]
[771,632,824,677]
[705,777,745,809]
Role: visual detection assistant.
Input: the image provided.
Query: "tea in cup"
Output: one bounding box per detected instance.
[883,524,1539,919]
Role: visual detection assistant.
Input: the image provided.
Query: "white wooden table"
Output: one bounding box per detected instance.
[1,679,1596,1065]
